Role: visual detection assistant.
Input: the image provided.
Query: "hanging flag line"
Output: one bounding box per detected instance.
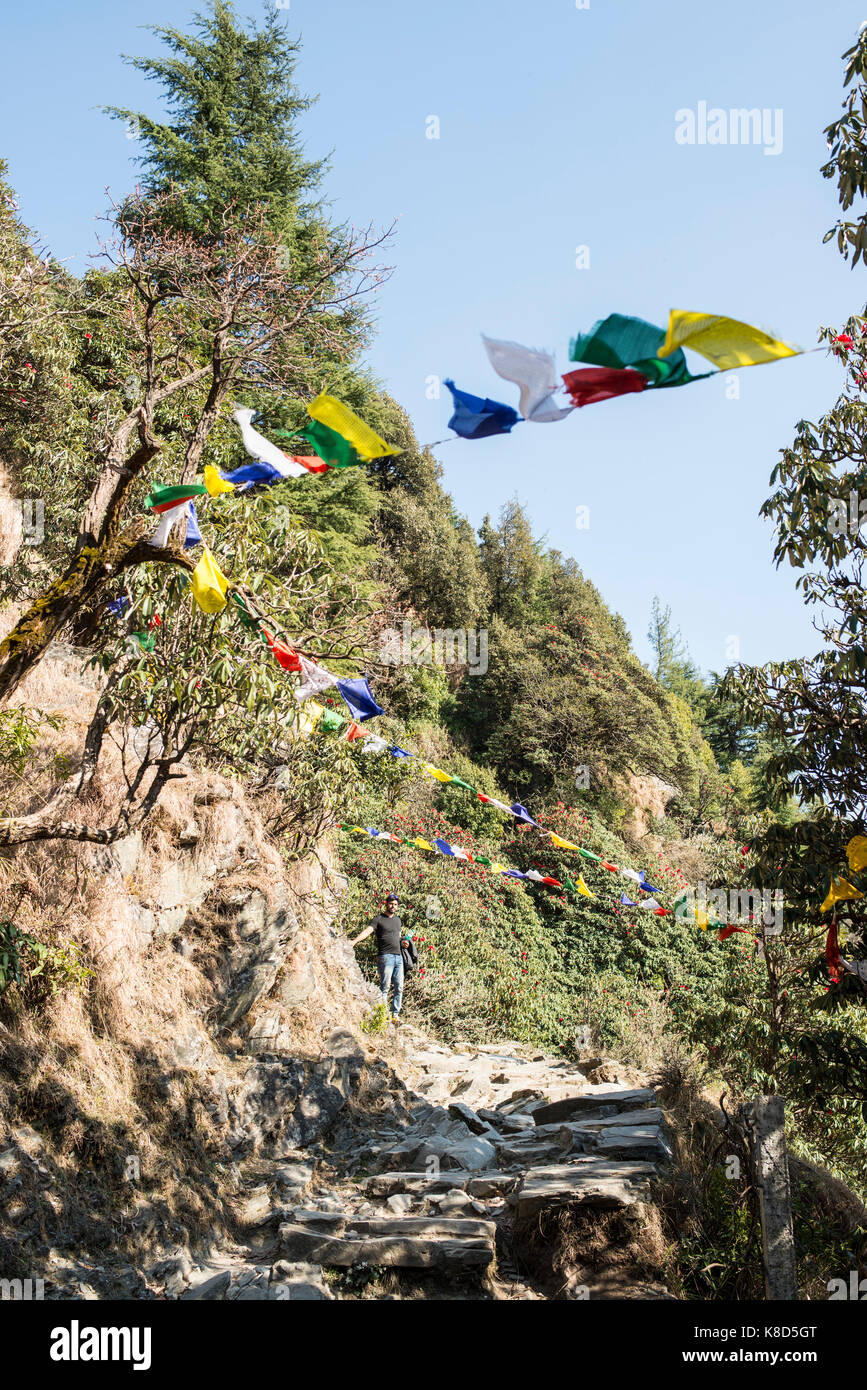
[339,821,671,913]
[341,725,668,894]
[339,822,769,949]
[436,313,836,445]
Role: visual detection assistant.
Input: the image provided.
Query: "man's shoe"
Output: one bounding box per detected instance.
[391,1014,401,1025]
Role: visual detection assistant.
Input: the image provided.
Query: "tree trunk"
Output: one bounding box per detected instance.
[0,522,194,704]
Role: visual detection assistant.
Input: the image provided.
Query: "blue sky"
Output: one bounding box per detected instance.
[1,0,864,673]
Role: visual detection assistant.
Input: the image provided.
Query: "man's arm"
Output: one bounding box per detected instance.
[350,923,375,947]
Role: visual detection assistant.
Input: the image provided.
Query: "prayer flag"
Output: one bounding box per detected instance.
[337,677,384,722]
[295,657,339,702]
[190,547,229,614]
[819,875,864,913]
[233,407,309,477]
[203,464,236,496]
[306,394,400,461]
[261,627,302,672]
[145,483,208,514]
[444,379,521,439]
[482,335,574,422]
[659,312,800,370]
[561,366,649,408]
[318,707,346,733]
[184,502,202,550]
[846,835,867,873]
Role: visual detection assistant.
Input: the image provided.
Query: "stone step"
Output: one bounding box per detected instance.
[509,1159,659,1223]
[279,1213,497,1269]
[531,1088,656,1126]
[495,1139,571,1168]
[363,1171,520,1199]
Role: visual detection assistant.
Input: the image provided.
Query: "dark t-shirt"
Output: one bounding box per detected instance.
[371,913,403,955]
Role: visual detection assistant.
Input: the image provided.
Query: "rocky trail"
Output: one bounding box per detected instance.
[169,1033,675,1302]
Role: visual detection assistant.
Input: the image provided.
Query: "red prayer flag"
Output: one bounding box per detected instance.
[826,919,842,983]
[293,454,330,474]
[345,722,364,741]
[718,925,752,941]
[261,627,302,672]
[561,366,649,408]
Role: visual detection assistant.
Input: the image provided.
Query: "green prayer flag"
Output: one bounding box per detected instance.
[569,313,709,389]
[301,419,364,469]
[231,593,261,631]
[448,776,477,792]
[579,848,601,861]
[474,855,492,866]
[318,707,346,733]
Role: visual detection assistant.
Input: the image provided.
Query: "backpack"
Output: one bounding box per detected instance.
[401,936,418,974]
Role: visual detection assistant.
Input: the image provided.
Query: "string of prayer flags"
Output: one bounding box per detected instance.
[481,335,574,424]
[819,875,864,913]
[444,379,522,439]
[304,394,401,466]
[336,676,385,722]
[658,312,800,371]
[190,546,229,615]
[561,366,650,408]
[233,406,309,477]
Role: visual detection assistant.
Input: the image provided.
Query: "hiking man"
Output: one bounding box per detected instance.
[350,893,411,1022]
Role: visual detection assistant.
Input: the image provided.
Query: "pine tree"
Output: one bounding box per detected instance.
[105,1,323,239]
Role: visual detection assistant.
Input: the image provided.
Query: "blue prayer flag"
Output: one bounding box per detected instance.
[444,379,522,440]
[221,460,286,490]
[336,677,384,722]
[184,501,202,550]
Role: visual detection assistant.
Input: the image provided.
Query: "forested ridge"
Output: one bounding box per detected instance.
[1,2,866,1301]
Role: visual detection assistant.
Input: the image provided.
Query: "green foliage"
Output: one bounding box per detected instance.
[0,919,92,1013]
[360,1002,389,1036]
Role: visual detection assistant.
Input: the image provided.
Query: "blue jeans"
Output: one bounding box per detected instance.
[377,952,404,1015]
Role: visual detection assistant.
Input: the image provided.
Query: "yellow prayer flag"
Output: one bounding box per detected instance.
[203,463,236,497]
[695,910,709,930]
[190,546,229,614]
[489,862,507,875]
[576,875,593,899]
[422,763,453,783]
[307,394,400,461]
[297,700,324,736]
[846,835,867,873]
[412,837,435,851]
[551,833,583,852]
[819,875,864,914]
[659,311,799,370]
